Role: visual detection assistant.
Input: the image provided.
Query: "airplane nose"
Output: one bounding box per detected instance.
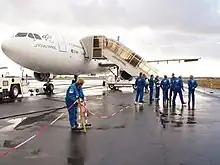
[1,39,11,55]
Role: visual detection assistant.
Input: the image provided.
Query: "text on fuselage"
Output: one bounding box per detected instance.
[34,44,57,50]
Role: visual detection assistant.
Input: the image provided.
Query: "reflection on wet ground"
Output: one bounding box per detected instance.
[155,101,197,129]
[67,133,87,165]
[14,111,57,130]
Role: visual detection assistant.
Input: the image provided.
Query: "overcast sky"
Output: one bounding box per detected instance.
[0,0,220,77]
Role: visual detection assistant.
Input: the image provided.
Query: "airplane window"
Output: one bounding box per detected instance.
[15,33,27,37]
[134,54,142,61]
[28,33,35,39]
[129,57,140,67]
[93,39,100,48]
[34,33,42,40]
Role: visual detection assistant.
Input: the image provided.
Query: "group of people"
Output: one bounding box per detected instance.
[65,73,198,130]
[135,72,198,109]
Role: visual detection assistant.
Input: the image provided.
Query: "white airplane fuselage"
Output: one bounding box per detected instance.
[1,32,107,76]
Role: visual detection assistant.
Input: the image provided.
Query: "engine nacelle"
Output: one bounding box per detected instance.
[33,72,56,82]
[119,70,133,81]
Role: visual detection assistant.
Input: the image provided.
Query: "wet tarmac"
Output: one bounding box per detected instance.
[0,80,220,165]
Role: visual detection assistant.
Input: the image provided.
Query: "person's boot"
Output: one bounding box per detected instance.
[76,124,83,130]
[71,124,77,130]
[182,102,187,107]
[86,122,92,127]
[169,99,172,107]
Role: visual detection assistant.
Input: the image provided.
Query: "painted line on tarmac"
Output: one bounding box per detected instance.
[88,104,133,119]
[0,101,78,157]
[0,106,66,120]
[0,111,66,157]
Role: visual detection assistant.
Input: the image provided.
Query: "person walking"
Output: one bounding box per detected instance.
[188,75,198,110]
[135,72,146,105]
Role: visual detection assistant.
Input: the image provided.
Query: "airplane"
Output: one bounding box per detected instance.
[1,32,201,93]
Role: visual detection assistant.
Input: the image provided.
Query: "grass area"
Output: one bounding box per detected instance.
[183,78,220,89]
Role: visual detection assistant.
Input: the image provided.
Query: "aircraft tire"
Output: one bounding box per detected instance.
[47,83,54,93]
[109,84,114,90]
[133,84,137,90]
[43,83,54,93]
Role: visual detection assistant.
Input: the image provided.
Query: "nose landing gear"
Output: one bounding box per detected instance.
[43,82,54,94]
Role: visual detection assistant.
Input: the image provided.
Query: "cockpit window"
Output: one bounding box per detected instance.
[33,33,42,40]
[28,33,35,39]
[15,33,27,37]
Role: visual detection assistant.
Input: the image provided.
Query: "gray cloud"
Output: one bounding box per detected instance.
[0,0,220,33]
[1,0,220,60]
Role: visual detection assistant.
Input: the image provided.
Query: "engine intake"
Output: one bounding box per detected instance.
[34,72,55,82]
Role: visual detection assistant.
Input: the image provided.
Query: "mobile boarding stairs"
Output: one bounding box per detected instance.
[79,36,158,89]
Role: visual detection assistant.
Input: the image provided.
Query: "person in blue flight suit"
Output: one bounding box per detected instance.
[172,76,186,106]
[148,74,154,105]
[169,73,176,106]
[65,78,85,129]
[135,72,146,104]
[160,75,170,105]
[188,75,198,110]
[155,75,160,101]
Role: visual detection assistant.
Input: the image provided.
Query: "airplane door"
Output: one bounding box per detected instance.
[57,36,67,52]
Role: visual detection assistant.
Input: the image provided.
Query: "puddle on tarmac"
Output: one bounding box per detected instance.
[113,125,126,129]
[14,111,58,130]
[67,157,84,165]
[30,148,41,155]
[95,124,126,130]
[3,140,19,148]
[0,117,26,132]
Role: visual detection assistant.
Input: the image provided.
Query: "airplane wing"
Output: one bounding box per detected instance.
[146,57,201,64]
[97,57,201,72]
[0,67,8,69]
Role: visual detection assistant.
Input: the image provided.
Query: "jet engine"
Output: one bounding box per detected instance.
[119,70,133,81]
[33,72,55,82]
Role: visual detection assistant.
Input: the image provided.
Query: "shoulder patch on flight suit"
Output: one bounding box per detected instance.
[69,88,74,94]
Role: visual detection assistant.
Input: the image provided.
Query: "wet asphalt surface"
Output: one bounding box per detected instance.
[0,80,220,165]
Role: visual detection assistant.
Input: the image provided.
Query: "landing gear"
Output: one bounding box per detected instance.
[132,84,137,90]
[74,75,78,80]
[72,75,78,84]
[43,82,54,94]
